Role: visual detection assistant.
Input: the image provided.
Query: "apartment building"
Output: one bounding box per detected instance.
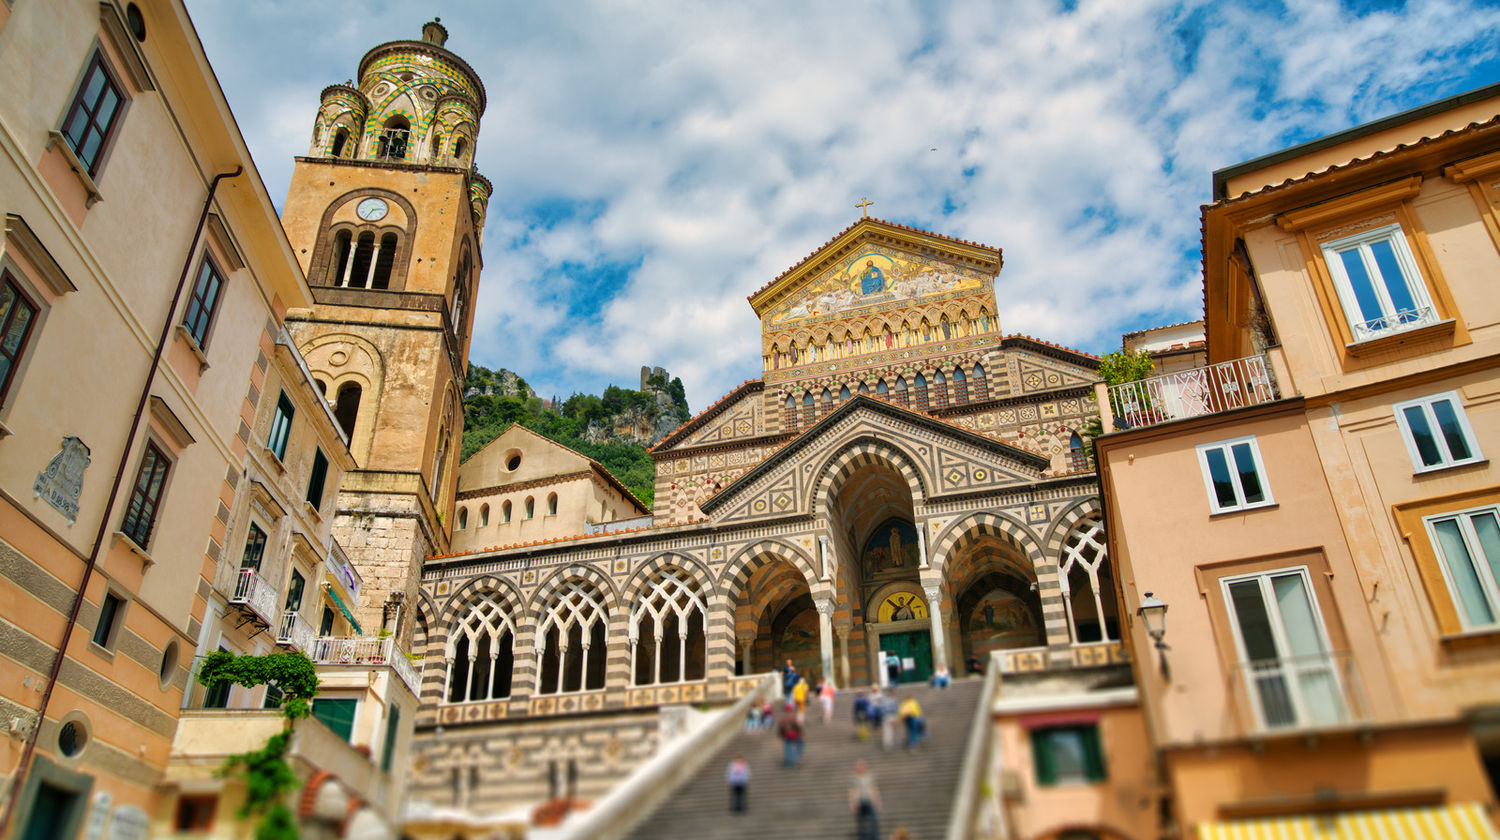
[1096,84,1500,837]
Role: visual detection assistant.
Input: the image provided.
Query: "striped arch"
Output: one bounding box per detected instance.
[929,510,1045,578]
[721,539,824,600]
[1043,497,1104,557]
[811,436,929,519]
[440,574,526,627]
[528,563,621,616]
[623,552,720,605]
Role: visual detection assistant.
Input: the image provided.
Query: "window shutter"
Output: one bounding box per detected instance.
[1031,730,1057,785]
[1082,725,1107,782]
[314,698,358,742]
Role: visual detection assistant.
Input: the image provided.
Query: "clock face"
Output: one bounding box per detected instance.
[356,197,388,221]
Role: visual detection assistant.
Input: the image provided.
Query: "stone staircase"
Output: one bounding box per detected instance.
[623,679,985,840]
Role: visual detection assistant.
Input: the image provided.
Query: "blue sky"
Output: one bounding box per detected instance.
[185,0,1500,411]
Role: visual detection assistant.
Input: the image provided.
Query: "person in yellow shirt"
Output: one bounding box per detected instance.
[898,695,925,748]
[792,676,810,723]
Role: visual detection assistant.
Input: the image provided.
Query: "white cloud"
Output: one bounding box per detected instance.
[186,0,1500,409]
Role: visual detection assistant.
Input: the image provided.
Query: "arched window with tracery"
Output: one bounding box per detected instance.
[445,593,514,702]
[840,385,851,403]
[894,377,909,409]
[334,382,361,440]
[801,392,815,428]
[1060,517,1117,643]
[914,374,929,412]
[537,580,608,693]
[931,370,947,409]
[876,380,889,401]
[784,394,798,432]
[631,568,707,685]
[821,388,833,418]
[953,366,968,404]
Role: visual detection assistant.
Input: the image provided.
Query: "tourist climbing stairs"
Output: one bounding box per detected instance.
[623,678,985,840]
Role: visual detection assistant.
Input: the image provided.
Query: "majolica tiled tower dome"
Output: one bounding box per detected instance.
[280,20,490,644]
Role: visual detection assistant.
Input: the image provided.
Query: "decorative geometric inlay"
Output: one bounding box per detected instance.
[945,469,964,485]
[614,559,628,573]
[523,570,536,584]
[436,581,451,596]
[1026,503,1048,523]
[773,493,792,510]
[972,468,988,482]
[753,499,768,512]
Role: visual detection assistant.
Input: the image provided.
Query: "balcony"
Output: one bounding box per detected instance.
[276,611,316,653]
[1232,651,1370,735]
[308,636,421,696]
[1105,353,1279,431]
[229,567,279,626]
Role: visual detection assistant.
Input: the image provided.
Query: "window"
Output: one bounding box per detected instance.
[381,706,401,774]
[784,395,798,433]
[1069,433,1088,472]
[457,507,468,530]
[330,129,349,158]
[92,591,125,649]
[952,368,967,404]
[502,500,512,523]
[1321,223,1436,342]
[525,496,534,519]
[1223,568,1345,729]
[1060,518,1116,643]
[371,233,397,289]
[972,364,989,401]
[174,795,216,832]
[536,580,608,694]
[547,493,558,516]
[268,392,294,460]
[319,607,335,636]
[1032,725,1106,785]
[376,117,410,161]
[181,257,223,349]
[241,524,267,571]
[313,697,358,742]
[631,568,707,685]
[1425,506,1500,631]
[60,52,125,176]
[284,570,306,612]
[931,371,946,409]
[1394,392,1482,472]
[333,383,360,440]
[120,441,169,547]
[1196,436,1273,514]
[306,448,329,509]
[0,273,40,406]
[479,504,489,527]
[203,646,231,708]
[446,593,514,703]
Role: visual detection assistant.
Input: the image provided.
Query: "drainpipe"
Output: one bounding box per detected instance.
[0,167,242,837]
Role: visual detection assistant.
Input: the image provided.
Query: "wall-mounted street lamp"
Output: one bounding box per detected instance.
[1137,591,1170,680]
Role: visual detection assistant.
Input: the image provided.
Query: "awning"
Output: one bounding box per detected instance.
[323,583,363,636]
[1199,803,1499,840]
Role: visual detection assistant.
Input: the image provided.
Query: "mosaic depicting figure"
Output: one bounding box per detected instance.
[862,519,921,578]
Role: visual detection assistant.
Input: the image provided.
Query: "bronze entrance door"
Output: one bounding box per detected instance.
[879,629,933,684]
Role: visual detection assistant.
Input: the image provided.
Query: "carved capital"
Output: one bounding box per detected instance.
[813,598,835,617]
[922,585,942,606]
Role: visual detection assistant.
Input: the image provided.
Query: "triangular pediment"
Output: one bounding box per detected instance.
[700,396,1048,527]
[748,218,1003,330]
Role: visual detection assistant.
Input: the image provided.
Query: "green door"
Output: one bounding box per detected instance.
[880,630,933,684]
[22,783,76,840]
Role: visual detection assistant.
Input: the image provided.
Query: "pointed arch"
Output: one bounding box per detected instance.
[629,566,709,685]
[534,578,610,694]
[443,590,517,702]
[1059,515,1116,643]
[811,436,929,519]
[721,540,823,599]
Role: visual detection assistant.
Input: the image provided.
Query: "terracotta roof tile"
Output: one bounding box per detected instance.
[1002,333,1101,362]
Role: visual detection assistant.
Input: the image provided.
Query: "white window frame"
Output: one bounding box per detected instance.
[1423,505,1500,632]
[1195,436,1274,514]
[1393,392,1483,473]
[1320,223,1436,343]
[1220,566,1346,731]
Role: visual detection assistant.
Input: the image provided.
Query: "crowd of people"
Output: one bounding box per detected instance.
[728,658,945,839]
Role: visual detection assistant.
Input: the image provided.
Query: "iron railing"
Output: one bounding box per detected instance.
[308,636,421,696]
[230,567,279,626]
[276,611,316,653]
[1350,305,1436,342]
[1231,651,1368,734]
[1107,353,1278,431]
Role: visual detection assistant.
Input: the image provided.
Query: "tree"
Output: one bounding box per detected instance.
[1096,349,1154,385]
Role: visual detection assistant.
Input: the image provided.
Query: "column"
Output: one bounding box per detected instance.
[338,242,356,287]
[834,622,852,687]
[923,584,949,671]
[814,597,836,681]
[917,524,930,570]
[738,633,755,676]
[363,239,383,288]
[818,535,834,582]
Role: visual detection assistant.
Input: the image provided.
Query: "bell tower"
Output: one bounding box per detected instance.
[280,19,491,641]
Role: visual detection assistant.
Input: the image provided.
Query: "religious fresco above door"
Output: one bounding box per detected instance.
[965,589,1043,657]
[768,246,986,327]
[874,590,929,623]
[862,519,921,580]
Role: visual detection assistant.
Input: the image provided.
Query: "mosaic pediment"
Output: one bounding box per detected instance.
[765,244,989,329]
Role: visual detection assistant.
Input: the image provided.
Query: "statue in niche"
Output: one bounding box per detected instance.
[860,260,885,295]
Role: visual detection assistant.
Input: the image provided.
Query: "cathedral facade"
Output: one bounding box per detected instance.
[412,218,1123,809]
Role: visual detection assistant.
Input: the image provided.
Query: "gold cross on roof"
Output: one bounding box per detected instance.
[855,196,874,217]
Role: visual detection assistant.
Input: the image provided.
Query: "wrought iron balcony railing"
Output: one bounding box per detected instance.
[276,611,316,653]
[1231,650,1369,734]
[229,567,279,626]
[1106,353,1278,431]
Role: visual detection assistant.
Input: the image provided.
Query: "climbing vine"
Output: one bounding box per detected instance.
[197,650,319,840]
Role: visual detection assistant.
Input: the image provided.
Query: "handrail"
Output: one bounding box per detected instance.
[1106,353,1278,431]
[947,652,1004,840]
[556,673,779,840]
